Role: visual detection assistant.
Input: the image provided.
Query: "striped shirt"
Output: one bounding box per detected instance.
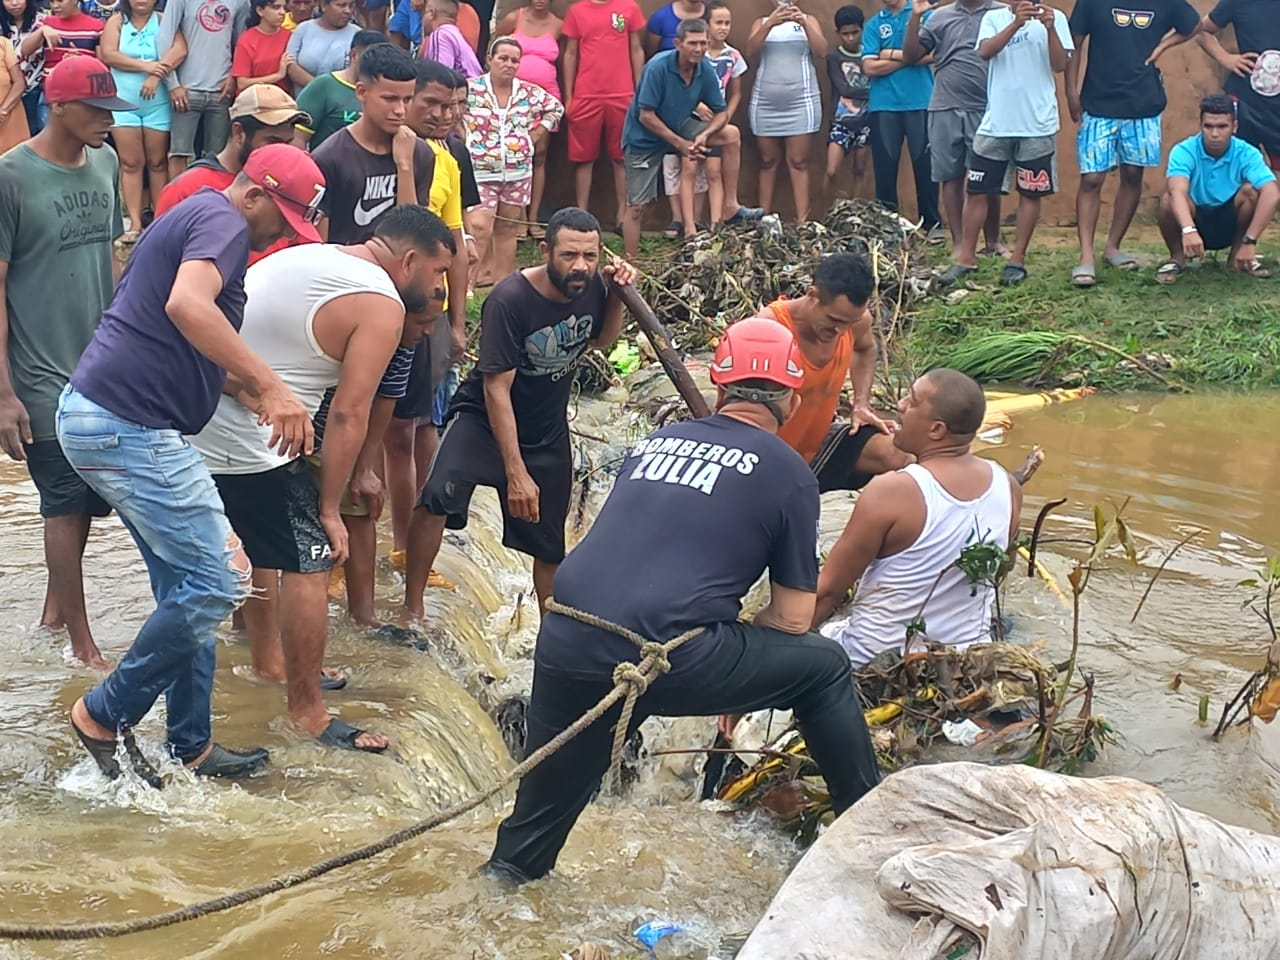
[42,14,103,74]
[312,345,413,449]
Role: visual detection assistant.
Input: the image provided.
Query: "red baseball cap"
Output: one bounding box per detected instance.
[241,143,327,244]
[44,57,136,110]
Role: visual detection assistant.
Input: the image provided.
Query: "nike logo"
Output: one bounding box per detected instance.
[353,196,394,226]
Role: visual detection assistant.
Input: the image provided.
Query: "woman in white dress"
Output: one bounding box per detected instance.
[746,0,827,221]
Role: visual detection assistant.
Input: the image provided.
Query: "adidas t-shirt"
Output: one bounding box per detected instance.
[311,126,434,244]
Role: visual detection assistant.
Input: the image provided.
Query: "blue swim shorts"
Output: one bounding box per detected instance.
[1077,113,1162,174]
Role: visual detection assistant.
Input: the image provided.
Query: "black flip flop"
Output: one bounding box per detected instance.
[318,717,388,754]
[72,720,164,789]
[320,671,348,691]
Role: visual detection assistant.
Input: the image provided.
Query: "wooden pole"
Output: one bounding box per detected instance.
[614,283,712,420]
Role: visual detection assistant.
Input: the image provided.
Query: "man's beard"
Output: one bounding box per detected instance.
[547,260,592,298]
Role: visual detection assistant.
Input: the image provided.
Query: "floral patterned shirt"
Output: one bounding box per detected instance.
[464,74,564,184]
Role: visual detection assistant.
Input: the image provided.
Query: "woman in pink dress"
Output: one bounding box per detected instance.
[495,0,560,239]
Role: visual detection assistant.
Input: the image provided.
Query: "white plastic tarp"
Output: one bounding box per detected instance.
[737,761,1280,960]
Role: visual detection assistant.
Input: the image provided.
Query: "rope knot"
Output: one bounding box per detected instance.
[638,641,671,675]
[611,661,650,695]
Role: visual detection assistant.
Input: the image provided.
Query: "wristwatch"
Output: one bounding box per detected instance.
[1181,225,1199,235]
[1243,234,1259,246]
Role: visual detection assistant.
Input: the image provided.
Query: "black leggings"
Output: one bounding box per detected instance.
[870,109,941,229]
[489,622,880,881]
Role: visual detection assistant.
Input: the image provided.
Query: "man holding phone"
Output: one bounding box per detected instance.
[937,0,1072,287]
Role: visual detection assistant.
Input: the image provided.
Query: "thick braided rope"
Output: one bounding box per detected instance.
[0,601,702,942]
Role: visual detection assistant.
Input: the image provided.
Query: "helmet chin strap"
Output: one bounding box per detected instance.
[723,384,790,427]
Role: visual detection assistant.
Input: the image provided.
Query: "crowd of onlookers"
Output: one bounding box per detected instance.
[2,0,1278,287]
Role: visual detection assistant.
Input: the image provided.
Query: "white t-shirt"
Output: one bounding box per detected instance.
[193,244,403,476]
[975,6,1074,138]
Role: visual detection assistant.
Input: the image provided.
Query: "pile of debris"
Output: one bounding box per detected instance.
[635,199,933,351]
[710,642,1116,842]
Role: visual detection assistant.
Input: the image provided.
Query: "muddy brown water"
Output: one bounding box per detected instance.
[1,391,1278,959]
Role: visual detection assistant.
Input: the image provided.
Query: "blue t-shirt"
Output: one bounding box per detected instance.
[536,414,821,680]
[388,0,423,47]
[1166,134,1278,209]
[72,189,251,435]
[646,2,704,52]
[622,49,726,154]
[861,5,934,112]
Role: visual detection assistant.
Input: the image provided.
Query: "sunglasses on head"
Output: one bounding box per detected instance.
[263,180,325,225]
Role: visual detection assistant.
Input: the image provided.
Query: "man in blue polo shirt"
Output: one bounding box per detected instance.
[862,0,941,237]
[1157,93,1278,284]
[620,17,761,259]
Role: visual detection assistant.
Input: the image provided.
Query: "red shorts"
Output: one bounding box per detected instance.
[566,97,628,164]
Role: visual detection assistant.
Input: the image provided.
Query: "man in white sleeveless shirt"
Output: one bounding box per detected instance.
[813,368,1022,666]
[194,205,455,753]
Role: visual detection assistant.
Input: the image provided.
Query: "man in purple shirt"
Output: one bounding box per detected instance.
[57,144,326,788]
[422,0,482,78]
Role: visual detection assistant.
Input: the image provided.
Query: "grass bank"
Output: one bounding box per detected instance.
[899,229,1280,391]
[506,225,1280,392]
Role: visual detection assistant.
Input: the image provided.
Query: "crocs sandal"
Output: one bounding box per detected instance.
[72,719,164,789]
[999,263,1029,286]
[1071,264,1097,287]
[320,670,348,691]
[1105,251,1140,271]
[724,206,764,225]
[1155,261,1184,285]
[318,717,388,754]
[375,623,430,651]
[934,263,978,287]
[662,221,682,239]
[189,743,269,779]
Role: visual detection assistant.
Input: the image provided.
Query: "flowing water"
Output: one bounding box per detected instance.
[1,390,1279,959]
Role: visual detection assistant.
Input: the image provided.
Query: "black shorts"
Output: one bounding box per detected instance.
[213,459,333,574]
[809,422,879,494]
[393,339,435,422]
[1194,194,1240,252]
[25,439,110,519]
[419,412,572,564]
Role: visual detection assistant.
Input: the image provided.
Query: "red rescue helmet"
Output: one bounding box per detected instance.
[710,317,805,391]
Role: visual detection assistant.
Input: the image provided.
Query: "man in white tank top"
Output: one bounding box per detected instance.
[812,368,1022,666]
[193,205,455,754]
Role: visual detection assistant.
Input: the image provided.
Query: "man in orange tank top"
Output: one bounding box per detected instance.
[757,251,909,492]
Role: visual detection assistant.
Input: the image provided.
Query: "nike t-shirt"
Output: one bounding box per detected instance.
[311,126,435,243]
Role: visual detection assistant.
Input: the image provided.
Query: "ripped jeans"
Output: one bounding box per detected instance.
[56,386,251,762]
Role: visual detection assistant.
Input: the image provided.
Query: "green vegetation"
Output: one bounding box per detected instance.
[901,237,1280,391]
[505,226,1280,391]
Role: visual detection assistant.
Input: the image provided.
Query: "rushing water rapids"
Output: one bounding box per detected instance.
[2,390,1280,958]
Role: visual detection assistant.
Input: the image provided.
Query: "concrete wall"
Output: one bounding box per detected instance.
[492,0,1230,225]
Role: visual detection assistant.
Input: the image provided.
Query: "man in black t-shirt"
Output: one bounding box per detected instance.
[1065,0,1201,287]
[1200,0,1280,171]
[403,207,635,620]
[312,44,434,245]
[485,317,880,884]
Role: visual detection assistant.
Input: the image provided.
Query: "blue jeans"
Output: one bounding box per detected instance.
[56,387,250,761]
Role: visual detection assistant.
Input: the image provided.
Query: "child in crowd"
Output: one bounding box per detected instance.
[79,0,120,21]
[40,0,104,124]
[826,4,871,203]
[664,0,745,236]
[420,0,480,77]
